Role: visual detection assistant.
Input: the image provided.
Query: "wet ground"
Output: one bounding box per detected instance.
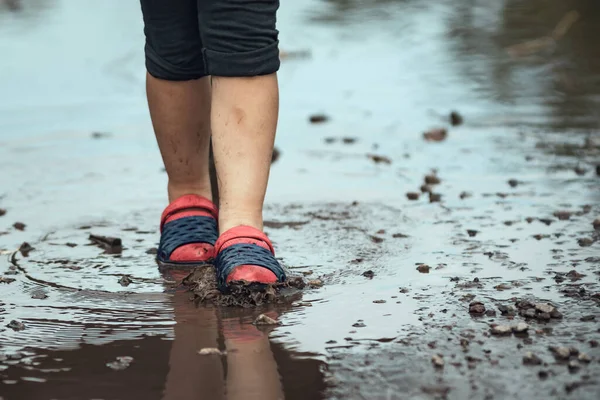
[1,0,600,399]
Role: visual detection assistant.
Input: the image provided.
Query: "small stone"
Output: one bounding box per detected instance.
[253,314,279,326]
[307,279,323,288]
[31,292,48,300]
[416,264,431,273]
[18,242,34,256]
[485,310,497,317]
[431,354,444,368]
[538,370,549,380]
[424,175,441,185]
[490,325,512,335]
[589,340,599,348]
[523,352,542,366]
[0,277,16,284]
[367,154,392,164]
[373,300,386,304]
[593,218,600,231]
[512,322,530,334]
[13,222,26,231]
[466,230,478,237]
[406,192,420,200]
[568,360,580,372]
[498,305,517,316]
[469,302,486,315]
[578,238,594,247]
[534,303,556,314]
[352,321,366,328]
[536,312,551,321]
[577,353,591,363]
[459,191,472,199]
[198,348,224,356]
[549,346,571,360]
[580,315,595,322]
[0,208,6,216]
[145,248,157,255]
[420,184,432,193]
[553,211,572,220]
[550,310,563,319]
[7,320,25,331]
[522,308,536,319]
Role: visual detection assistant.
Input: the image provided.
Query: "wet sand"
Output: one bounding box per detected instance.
[1,0,600,399]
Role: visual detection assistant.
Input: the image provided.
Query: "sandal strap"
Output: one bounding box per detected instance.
[160,194,218,232]
[157,216,218,262]
[215,243,286,290]
[214,225,275,254]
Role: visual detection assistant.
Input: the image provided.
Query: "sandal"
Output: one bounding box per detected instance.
[214,225,286,291]
[156,194,219,268]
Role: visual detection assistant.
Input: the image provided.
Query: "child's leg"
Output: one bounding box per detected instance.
[141,0,212,202]
[198,0,285,285]
[141,0,219,264]
[146,76,213,203]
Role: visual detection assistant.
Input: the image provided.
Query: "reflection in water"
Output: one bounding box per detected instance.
[1,287,327,400]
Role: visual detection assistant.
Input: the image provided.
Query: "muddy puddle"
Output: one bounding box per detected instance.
[1,0,600,399]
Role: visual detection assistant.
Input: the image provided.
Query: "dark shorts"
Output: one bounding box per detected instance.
[140,0,280,80]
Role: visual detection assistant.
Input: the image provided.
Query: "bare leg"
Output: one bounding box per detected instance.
[146,73,213,202]
[211,74,278,232]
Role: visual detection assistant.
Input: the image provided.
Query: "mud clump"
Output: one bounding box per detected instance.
[449,111,463,126]
[423,128,447,142]
[406,192,420,200]
[416,264,431,274]
[89,234,122,254]
[367,154,392,165]
[184,265,306,307]
[362,270,375,279]
[309,114,329,124]
[424,174,441,185]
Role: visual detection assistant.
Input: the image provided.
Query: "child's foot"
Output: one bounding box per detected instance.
[156,194,219,267]
[214,226,286,291]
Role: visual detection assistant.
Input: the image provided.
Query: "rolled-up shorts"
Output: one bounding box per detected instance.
[140,0,280,80]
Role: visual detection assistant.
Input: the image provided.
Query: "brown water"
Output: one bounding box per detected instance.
[1,0,599,399]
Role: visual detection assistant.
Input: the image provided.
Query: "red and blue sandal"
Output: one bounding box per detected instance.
[214,226,286,292]
[156,194,219,268]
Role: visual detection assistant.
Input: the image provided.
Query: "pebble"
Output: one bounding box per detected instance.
[253,314,280,326]
[512,322,529,334]
[523,352,542,366]
[429,193,442,203]
[118,276,132,287]
[580,315,595,322]
[550,346,571,360]
[307,279,323,288]
[578,353,591,363]
[406,192,420,200]
[534,303,556,314]
[593,218,600,231]
[522,308,536,319]
[490,325,512,335]
[578,238,594,247]
[7,320,25,331]
[424,175,441,185]
[198,348,224,356]
[568,360,580,372]
[469,301,486,315]
[431,354,444,368]
[498,305,517,316]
